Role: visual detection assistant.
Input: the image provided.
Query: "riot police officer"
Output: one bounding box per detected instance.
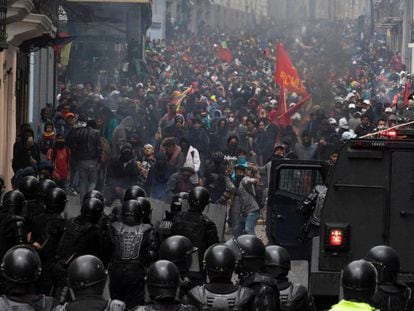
[31,187,68,294]
[0,190,28,259]
[53,255,125,311]
[190,244,254,310]
[264,245,309,310]
[108,185,147,222]
[83,189,105,204]
[123,185,151,224]
[134,260,196,311]
[1,189,26,217]
[329,260,377,310]
[109,199,159,309]
[83,189,113,232]
[226,235,280,311]
[0,245,54,310]
[157,192,186,242]
[365,245,411,310]
[171,187,219,271]
[37,179,57,206]
[54,198,107,291]
[19,176,41,220]
[159,235,199,298]
[124,185,147,201]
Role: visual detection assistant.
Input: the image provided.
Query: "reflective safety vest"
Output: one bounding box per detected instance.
[329,299,378,311]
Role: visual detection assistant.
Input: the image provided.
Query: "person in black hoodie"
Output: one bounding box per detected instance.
[188,118,210,157]
[145,153,173,201]
[12,127,41,173]
[106,143,140,205]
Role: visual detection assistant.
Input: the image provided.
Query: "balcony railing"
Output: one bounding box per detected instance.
[31,0,62,25]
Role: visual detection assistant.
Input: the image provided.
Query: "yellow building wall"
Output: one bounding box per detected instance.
[0,47,17,189]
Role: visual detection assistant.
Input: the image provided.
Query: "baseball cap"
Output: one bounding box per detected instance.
[348,103,356,109]
[385,107,393,113]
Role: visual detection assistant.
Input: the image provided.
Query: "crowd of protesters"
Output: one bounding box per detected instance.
[3,13,414,311]
[10,18,414,238]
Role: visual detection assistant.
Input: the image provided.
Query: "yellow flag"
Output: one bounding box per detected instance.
[60,42,72,66]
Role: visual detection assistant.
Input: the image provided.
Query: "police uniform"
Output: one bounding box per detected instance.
[0,295,54,311]
[53,298,125,311]
[109,221,158,308]
[190,283,254,311]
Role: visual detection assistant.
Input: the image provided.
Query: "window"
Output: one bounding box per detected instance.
[278,168,323,197]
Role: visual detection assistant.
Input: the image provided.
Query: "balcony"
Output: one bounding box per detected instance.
[31,0,61,26]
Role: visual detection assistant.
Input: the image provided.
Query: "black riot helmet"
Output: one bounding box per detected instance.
[124,185,146,202]
[137,197,152,224]
[146,260,180,300]
[121,199,142,226]
[188,186,210,212]
[18,176,40,200]
[159,235,197,274]
[204,244,236,282]
[81,198,104,223]
[45,187,68,214]
[37,179,57,201]
[342,259,377,303]
[67,255,107,294]
[83,190,105,205]
[365,245,400,283]
[264,245,291,279]
[2,190,26,215]
[1,245,42,284]
[226,235,265,273]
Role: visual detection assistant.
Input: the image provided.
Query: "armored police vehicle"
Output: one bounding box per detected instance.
[266,130,414,297]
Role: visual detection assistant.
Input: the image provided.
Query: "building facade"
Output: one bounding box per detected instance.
[0,0,57,187]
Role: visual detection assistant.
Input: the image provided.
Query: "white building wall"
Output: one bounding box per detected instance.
[147,0,166,40]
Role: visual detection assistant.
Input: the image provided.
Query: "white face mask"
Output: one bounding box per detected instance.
[361,108,367,113]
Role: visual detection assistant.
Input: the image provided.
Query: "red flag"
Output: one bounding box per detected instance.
[216,47,233,63]
[278,83,290,127]
[275,42,307,95]
[279,93,312,123]
[404,82,410,106]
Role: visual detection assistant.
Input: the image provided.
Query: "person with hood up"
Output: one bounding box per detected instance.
[146,153,174,200]
[166,164,196,203]
[212,118,230,152]
[111,116,134,160]
[188,118,210,157]
[106,143,140,205]
[12,127,41,173]
[163,114,187,141]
